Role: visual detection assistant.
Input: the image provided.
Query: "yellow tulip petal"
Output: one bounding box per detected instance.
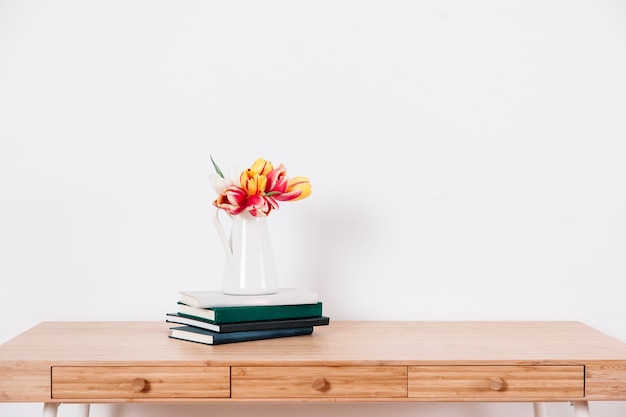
[287,176,312,201]
[249,158,273,176]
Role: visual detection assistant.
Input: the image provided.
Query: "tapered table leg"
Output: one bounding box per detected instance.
[533,402,547,417]
[571,401,590,417]
[42,403,59,417]
[77,403,91,417]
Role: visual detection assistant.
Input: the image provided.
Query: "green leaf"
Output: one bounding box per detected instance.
[210,155,225,179]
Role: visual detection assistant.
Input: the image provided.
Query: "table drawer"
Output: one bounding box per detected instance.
[408,365,584,400]
[52,366,230,399]
[232,366,407,398]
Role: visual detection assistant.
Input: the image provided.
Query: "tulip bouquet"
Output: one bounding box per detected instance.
[210,156,312,217]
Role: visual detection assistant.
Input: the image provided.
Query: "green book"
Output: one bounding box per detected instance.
[177,301,323,324]
[169,325,314,345]
[166,312,330,333]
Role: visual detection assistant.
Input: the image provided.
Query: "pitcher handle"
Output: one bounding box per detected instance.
[212,208,233,262]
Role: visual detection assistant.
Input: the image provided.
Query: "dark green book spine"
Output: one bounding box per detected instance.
[170,325,314,345]
[211,302,323,324]
[166,313,330,333]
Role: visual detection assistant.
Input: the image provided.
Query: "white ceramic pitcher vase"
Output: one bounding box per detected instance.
[212,208,279,295]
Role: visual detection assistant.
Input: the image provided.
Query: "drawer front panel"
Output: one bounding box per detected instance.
[585,364,626,399]
[232,366,407,398]
[52,366,230,399]
[408,365,584,400]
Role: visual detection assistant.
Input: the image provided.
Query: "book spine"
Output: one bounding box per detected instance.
[213,302,323,324]
[213,327,314,345]
[217,316,330,333]
[166,315,220,332]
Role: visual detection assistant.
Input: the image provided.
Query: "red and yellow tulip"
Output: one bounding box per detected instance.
[210,156,311,217]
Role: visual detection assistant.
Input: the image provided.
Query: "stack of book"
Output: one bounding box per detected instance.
[166,288,330,345]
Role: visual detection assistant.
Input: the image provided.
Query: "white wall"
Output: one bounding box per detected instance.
[1,1,626,416]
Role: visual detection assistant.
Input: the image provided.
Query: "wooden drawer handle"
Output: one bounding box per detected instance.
[131,377,147,392]
[489,377,504,391]
[311,377,327,391]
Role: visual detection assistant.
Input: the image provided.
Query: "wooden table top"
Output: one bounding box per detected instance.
[3,320,626,366]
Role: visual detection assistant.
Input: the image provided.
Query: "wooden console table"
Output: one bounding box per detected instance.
[2,321,626,417]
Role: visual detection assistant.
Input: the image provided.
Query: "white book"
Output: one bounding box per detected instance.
[178,287,319,308]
